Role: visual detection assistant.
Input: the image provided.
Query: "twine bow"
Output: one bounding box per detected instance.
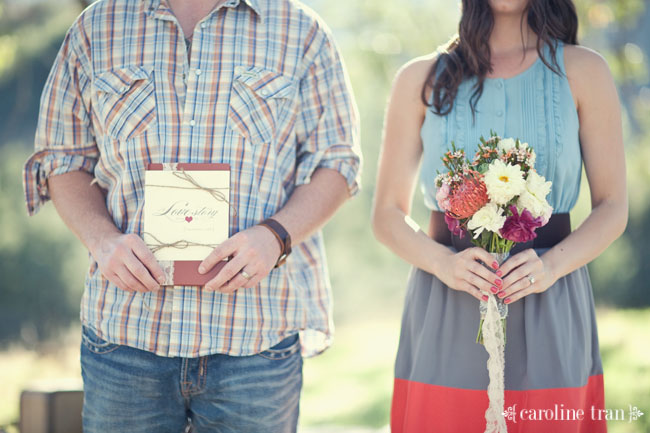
[143,232,219,253]
[146,168,237,217]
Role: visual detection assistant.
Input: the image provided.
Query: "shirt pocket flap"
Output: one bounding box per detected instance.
[92,66,156,140]
[93,66,153,95]
[235,66,296,99]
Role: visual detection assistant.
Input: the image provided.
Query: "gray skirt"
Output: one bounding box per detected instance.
[391,249,607,433]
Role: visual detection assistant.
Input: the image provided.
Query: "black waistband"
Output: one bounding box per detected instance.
[429,211,571,254]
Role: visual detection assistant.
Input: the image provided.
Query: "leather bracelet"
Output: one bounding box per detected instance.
[258,218,292,267]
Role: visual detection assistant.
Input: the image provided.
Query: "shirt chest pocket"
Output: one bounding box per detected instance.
[93,66,157,141]
[228,66,296,145]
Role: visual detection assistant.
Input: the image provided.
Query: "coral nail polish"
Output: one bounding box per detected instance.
[482,295,489,301]
[495,278,502,286]
[496,270,503,277]
[491,261,499,270]
[498,291,506,298]
[490,286,498,294]
[504,298,511,304]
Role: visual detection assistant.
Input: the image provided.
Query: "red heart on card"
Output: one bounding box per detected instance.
[185,216,193,223]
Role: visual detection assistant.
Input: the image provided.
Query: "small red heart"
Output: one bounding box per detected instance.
[185,216,193,223]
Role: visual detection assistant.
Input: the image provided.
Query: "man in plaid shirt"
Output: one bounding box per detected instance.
[23,0,361,431]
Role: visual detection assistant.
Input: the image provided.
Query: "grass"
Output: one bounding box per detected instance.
[0,308,648,432]
[598,309,650,433]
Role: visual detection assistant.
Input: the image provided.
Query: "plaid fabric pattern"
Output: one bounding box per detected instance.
[23,0,361,357]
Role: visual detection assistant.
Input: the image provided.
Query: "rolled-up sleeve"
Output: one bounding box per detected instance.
[23,24,98,216]
[294,29,362,196]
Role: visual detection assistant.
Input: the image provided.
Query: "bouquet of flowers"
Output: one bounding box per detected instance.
[435,133,553,340]
[435,133,553,432]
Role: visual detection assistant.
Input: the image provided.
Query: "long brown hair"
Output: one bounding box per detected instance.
[422,0,578,116]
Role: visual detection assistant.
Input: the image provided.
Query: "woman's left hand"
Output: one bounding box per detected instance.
[495,249,557,304]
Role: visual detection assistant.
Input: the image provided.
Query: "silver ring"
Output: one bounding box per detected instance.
[241,270,252,280]
[528,275,536,285]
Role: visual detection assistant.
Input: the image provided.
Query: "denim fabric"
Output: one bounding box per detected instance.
[80,325,302,433]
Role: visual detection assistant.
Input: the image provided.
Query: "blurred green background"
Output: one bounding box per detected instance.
[0,0,649,432]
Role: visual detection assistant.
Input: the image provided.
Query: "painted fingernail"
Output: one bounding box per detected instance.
[482,295,489,301]
[497,291,506,298]
[495,278,502,286]
[504,298,511,304]
[491,261,499,270]
[496,270,503,277]
[490,286,498,294]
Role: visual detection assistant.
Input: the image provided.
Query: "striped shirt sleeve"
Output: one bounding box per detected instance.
[23,23,99,216]
[294,26,362,196]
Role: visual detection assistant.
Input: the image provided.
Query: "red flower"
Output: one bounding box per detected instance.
[448,172,489,219]
[444,212,466,239]
[500,205,543,243]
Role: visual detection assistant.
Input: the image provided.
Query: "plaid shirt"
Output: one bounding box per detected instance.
[23,0,361,358]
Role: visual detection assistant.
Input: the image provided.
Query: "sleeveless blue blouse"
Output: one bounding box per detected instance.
[420,42,581,213]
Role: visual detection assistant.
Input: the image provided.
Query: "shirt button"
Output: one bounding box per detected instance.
[260,89,270,97]
[496,110,504,117]
[189,119,196,126]
[200,23,206,28]
[496,81,503,89]
[195,69,202,76]
[121,86,128,93]
[235,66,244,75]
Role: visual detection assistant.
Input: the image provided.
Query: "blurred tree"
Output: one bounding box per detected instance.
[573,0,650,306]
[0,145,87,347]
[0,2,80,144]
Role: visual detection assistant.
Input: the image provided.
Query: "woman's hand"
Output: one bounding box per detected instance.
[437,247,505,302]
[496,249,557,304]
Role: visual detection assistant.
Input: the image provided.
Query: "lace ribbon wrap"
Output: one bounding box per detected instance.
[481,251,508,433]
[483,294,507,433]
[159,260,175,286]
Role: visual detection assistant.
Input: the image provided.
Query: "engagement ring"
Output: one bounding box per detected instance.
[241,270,252,280]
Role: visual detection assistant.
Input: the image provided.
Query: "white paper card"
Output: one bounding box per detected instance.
[143,170,230,261]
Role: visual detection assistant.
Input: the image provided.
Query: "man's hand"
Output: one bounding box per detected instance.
[199,225,282,293]
[91,232,166,292]
[47,171,166,293]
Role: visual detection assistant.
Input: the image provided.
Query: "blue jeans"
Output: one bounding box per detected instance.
[80,325,302,433]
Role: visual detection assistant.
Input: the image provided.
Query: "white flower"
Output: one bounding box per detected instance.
[526,170,551,197]
[467,203,506,238]
[483,159,526,205]
[527,150,536,167]
[517,170,553,222]
[497,137,516,153]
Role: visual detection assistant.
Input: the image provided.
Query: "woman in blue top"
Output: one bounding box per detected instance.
[372,0,627,432]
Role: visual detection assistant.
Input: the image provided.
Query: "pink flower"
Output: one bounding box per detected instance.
[500,205,543,243]
[436,183,451,211]
[445,212,466,239]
